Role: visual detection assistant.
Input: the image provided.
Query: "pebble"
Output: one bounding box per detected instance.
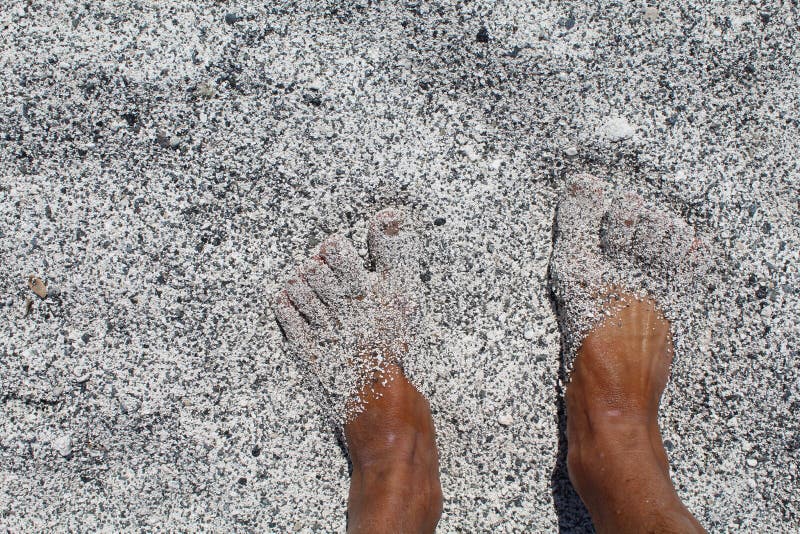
[602,117,636,141]
[643,6,659,21]
[564,145,578,157]
[746,458,758,467]
[498,414,514,426]
[523,329,535,340]
[52,434,73,457]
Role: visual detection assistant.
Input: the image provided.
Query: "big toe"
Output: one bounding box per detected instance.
[367,208,420,277]
[555,174,607,255]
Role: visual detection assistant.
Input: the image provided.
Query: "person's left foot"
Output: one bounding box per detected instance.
[274,209,442,533]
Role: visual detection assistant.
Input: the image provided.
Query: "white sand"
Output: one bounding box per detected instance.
[1,2,798,531]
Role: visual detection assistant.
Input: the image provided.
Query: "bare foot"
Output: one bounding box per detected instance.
[274,209,442,533]
[550,175,707,533]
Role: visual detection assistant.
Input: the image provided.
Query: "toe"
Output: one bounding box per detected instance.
[603,194,700,272]
[555,174,607,256]
[284,275,331,328]
[601,191,645,257]
[301,257,347,307]
[367,208,419,276]
[273,290,313,347]
[317,234,368,298]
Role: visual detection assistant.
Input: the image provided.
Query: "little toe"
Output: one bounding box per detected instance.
[367,208,419,276]
[554,173,607,256]
[318,234,368,298]
[284,275,331,328]
[273,290,313,347]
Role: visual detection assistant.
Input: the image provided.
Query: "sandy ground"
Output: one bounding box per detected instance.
[1,1,798,532]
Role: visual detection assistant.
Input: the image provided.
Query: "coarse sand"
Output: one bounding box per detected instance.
[1,1,798,532]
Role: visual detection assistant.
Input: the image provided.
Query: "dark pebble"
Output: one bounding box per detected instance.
[81,333,91,343]
[420,271,432,283]
[663,439,675,451]
[237,477,247,485]
[476,26,489,43]
[225,13,241,25]
[760,12,771,24]
[303,93,322,107]
[434,217,446,226]
[121,112,138,127]
[251,446,261,457]
[755,286,768,299]
[564,17,575,30]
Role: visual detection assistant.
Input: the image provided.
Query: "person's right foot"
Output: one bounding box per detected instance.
[550,175,707,533]
[274,208,441,533]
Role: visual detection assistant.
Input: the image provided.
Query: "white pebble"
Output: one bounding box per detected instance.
[643,6,658,21]
[523,329,536,340]
[52,434,73,457]
[498,414,513,426]
[746,458,757,467]
[602,116,636,141]
[564,146,578,156]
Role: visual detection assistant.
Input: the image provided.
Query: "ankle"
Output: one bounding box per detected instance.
[568,426,702,533]
[348,459,443,534]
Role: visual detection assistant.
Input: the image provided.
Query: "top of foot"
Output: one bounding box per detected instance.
[273,208,425,427]
[549,173,710,369]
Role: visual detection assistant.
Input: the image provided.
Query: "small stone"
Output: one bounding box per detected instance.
[195,82,216,99]
[224,13,241,25]
[476,26,489,43]
[564,146,578,157]
[463,145,479,161]
[523,329,535,340]
[602,116,636,141]
[420,271,432,283]
[746,458,757,467]
[643,6,658,21]
[52,434,73,457]
[755,286,767,299]
[434,217,446,226]
[28,275,47,298]
[564,17,575,30]
[498,414,513,426]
